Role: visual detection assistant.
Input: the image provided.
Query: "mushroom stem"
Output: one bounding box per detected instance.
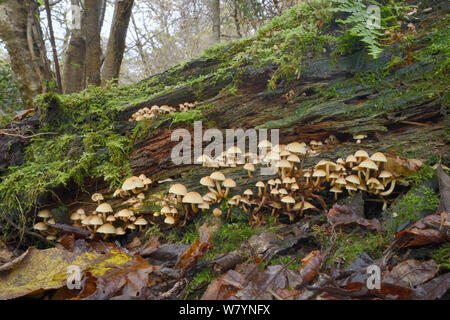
[191,203,199,214]
[224,187,231,198]
[380,180,396,196]
[215,181,223,198]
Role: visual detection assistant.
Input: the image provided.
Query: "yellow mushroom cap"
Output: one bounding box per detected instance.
[346,175,361,185]
[116,209,133,218]
[164,216,176,225]
[115,227,126,235]
[182,192,203,204]
[256,181,265,188]
[281,195,295,204]
[122,176,145,191]
[285,142,307,155]
[243,163,255,172]
[223,178,236,188]
[96,203,113,213]
[134,217,148,226]
[244,189,253,196]
[293,201,316,211]
[370,152,387,163]
[359,159,378,171]
[91,193,104,202]
[354,150,369,159]
[313,169,326,177]
[210,171,226,181]
[169,183,188,196]
[33,222,48,231]
[200,176,215,188]
[89,215,103,226]
[37,209,52,219]
[97,223,116,234]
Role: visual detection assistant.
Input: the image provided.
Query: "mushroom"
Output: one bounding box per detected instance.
[354,150,369,164]
[243,163,255,178]
[378,170,393,187]
[91,193,104,204]
[359,159,378,180]
[330,186,343,200]
[276,159,292,179]
[345,155,357,168]
[222,178,236,198]
[182,192,203,214]
[210,171,226,197]
[96,202,114,220]
[353,134,367,144]
[33,222,48,235]
[97,223,116,240]
[164,215,176,225]
[370,152,387,168]
[116,208,133,222]
[89,215,103,232]
[198,202,210,212]
[255,181,265,195]
[285,142,307,155]
[281,195,295,214]
[70,212,82,226]
[115,227,126,236]
[312,169,326,186]
[122,176,145,195]
[243,189,253,200]
[134,217,148,231]
[37,209,52,223]
[169,183,188,203]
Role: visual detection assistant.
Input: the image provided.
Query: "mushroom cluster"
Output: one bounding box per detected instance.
[69,190,151,239]
[129,101,199,122]
[33,209,57,241]
[113,174,152,198]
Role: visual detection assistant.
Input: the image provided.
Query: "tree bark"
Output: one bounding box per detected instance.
[83,0,102,87]
[44,0,62,93]
[0,0,43,107]
[62,0,86,94]
[101,0,134,86]
[210,0,220,44]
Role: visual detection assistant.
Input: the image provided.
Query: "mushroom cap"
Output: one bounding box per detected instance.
[142,177,152,185]
[200,176,215,188]
[126,223,136,230]
[277,159,292,169]
[336,158,345,165]
[91,193,104,202]
[122,176,145,191]
[164,216,176,225]
[89,215,104,226]
[285,142,306,154]
[115,227,126,235]
[70,212,81,221]
[116,209,134,218]
[330,186,343,193]
[370,152,387,163]
[359,159,378,171]
[378,170,393,179]
[313,169,326,177]
[76,208,86,215]
[169,183,188,196]
[171,208,178,214]
[275,178,282,184]
[270,188,279,195]
[47,218,56,225]
[346,155,357,163]
[335,177,347,185]
[96,203,113,213]
[106,215,116,222]
[198,202,210,210]
[281,195,295,204]
[223,178,236,188]
[213,208,222,217]
[182,192,203,204]
[267,179,276,185]
[137,193,145,200]
[243,189,253,196]
[287,154,300,163]
[243,163,255,171]
[210,171,225,181]
[33,222,48,231]
[204,192,217,202]
[346,175,361,185]
[353,134,367,140]
[256,181,265,188]
[282,177,292,184]
[97,223,116,234]
[46,235,57,241]
[37,209,52,219]
[258,140,272,148]
[134,217,148,226]
[161,206,172,214]
[278,188,288,195]
[293,201,316,211]
[354,150,369,159]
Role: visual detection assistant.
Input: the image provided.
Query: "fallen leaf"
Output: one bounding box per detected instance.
[0,248,31,272]
[383,259,439,288]
[299,250,323,285]
[327,203,382,232]
[202,269,245,300]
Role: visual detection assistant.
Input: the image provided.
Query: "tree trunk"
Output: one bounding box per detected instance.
[44,0,62,93]
[83,0,102,87]
[210,0,220,44]
[101,0,134,86]
[62,0,86,94]
[0,0,44,108]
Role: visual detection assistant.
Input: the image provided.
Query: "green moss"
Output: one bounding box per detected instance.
[185,266,219,299]
[431,243,450,270]
[329,232,388,267]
